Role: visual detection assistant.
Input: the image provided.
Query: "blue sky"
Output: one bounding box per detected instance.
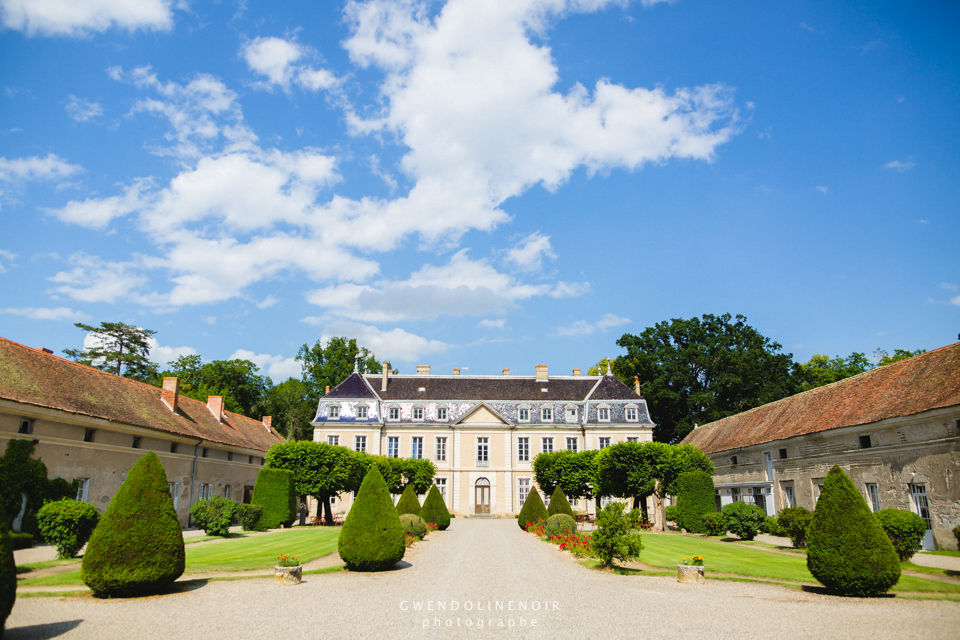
[1,0,957,381]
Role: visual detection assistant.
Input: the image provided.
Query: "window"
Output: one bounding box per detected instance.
[328,435,340,446]
[412,436,423,459]
[329,405,340,419]
[389,407,400,420]
[858,435,872,449]
[865,483,880,512]
[227,452,233,462]
[17,419,32,434]
[132,437,142,449]
[201,447,209,458]
[388,436,399,458]
[518,478,531,506]
[566,407,577,422]
[812,478,825,503]
[435,437,447,461]
[519,408,530,422]
[517,437,529,462]
[170,443,179,454]
[437,407,447,421]
[730,455,738,465]
[248,455,254,464]
[910,484,932,530]
[731,487,741,503]
[599,437,611,449]
[779,448,788,459]
[357,405,368,419]
[83,428,96,443]
[355,435,367,453]
[224,485,230,500]
[625,407,637,421]
[598,407,610,421]
[413,407,423,420]
[541,407,553,422]
[198,483,209,501]
[476,437,489,466]
[601,495,614,508]
[167,481,178,510]
[76,478,91,502]
[627,436,638,443]
[435,477,447,498]
[260,458,265,466]
[566,437,578,452]
[541,437,553,453]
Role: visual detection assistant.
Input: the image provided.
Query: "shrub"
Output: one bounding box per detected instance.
[721,501,766,541]
[807,465,900,596]
[875,509,927,562]
[675,470,715,534]
[761,516,785,536]
[81,452,185,598]
[0,439,77,538]
[547,487,575,518]
[338,466,405,571]
[664,505,678,522]
[396,484,422,517]
[591,502,644,568]
[235,504,263,531]
[36,499,101,559]
[700,512,727,536]
[420,485,451,530]
[954,525,960,549]
[251,468,297,529]
[517,487,548,530]
[1,525,15,637]
[400,514,428,540]
[189,498,237,537]
[544,514,577,538]
[10,533,32,550]
[777,507,813,548]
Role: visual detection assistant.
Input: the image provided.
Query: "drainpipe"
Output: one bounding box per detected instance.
[188,439,202,528]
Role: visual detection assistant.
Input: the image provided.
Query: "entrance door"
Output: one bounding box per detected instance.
[475,478,490,514]
[910,484,935,550]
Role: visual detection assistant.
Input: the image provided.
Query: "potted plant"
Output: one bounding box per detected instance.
[275,554,302,585]
[677,555,704,583]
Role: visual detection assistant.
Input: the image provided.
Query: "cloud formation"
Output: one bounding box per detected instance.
[0,306,90,321]
[884,160,916,172]
[1,0,173,37]
[555,313,630,337]
[320,321,450,362]
[242,36,338,93]
[66,96,103,122]
[230,348,302,380]
[0,153,82,184]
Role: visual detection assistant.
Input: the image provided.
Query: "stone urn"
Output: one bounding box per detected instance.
[677,564,705,584]
[275,564,303,585]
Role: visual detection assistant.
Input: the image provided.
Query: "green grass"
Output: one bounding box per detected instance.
[184,532,259,545]
[924,550,960,558]
[17,570,83,587]
[16,559,80,574]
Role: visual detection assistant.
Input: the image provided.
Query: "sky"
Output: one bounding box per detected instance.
[1,0,958,382]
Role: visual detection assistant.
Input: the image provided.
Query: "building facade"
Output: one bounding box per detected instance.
[0,337,285,527]
[682,342,960,550]
[311,364,654,516]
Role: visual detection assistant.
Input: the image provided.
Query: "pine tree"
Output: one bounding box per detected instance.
[338,466,405,571]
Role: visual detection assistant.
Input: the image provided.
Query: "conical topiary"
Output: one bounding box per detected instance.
[81,452,185,597]
[518,486,548,530]
[807,465,901,596]
[396,483,422,517]
[1,522,16,637]
[338,466,405,571]
[251,467,297,529]
[420,484,451,530]
[547,486,575,518]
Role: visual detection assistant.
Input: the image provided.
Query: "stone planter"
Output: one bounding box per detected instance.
[275,565,303,585]
[677,564,705,584]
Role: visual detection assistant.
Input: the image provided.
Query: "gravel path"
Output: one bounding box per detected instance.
[6,518,959,640]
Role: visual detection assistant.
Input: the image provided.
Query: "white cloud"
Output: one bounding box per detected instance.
[940,283,958,291]
[0,153,82,183]
[555,313,630,337]
[504,232,556,272]
[0,306,90,321]
[257,295,280,309]
[884,160,916,172]
[242,36,339,93]
[952,296,960,309]
[230,349,302,380]
[47,253,147,303]
[50,181,148,229]
[319,321,450,362]
[148,339,197,368]
[65,95,103,122]
[0,249,16,273]
[799,22,817,32]
[815,185,828,195]
[0,0,173,37]
[478,318,506,329]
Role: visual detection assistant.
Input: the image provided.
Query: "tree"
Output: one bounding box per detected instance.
[531,450,599,506]
[591,502,644,569]
[265,441,364,525]
[420,485,451,530]
[0,439,76,536]
[64,322,158,381]
[614,313,801,443]
[874,348,926,366]
[156,355,272,417]
[264,378,317,441]
[587,357,615,376]
[297,336,391,398]
[337,466,405,571]
[798,352,873,391]
[396,484,422,516]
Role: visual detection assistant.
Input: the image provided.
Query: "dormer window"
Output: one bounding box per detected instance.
[597,405,610,422]
[565,406,577,422]
[389,407,400,420]
[357,405,368,419]
[625,405,638,422]
[413,407,424,421]
[437,407,447,420]
[329,405,340,419]
[518,407,530,422]
[541,407,553,422]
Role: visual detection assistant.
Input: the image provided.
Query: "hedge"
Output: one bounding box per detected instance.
[721,501,766,541]
[701,512,727,536]
[777,507,813,548]
[251,468,297,529]
[9,533,32,551]
[1,525,15,638]
[874,509,927,562]
[36,499,100,559]
[338,466,405,571]
[235,504,263,531]
[396,484,422,517]
[547,487,574,519]
[189,498,237,537]
[674,470,715,533]
[420,485,450,530]
[518,487,547,530]
[81,452,185,598]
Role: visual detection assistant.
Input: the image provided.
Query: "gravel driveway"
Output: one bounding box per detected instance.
[6,518,959,640]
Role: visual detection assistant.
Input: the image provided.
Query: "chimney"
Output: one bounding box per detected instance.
[381,361,389,392]
[453,368,460,375]
[207,396,224,422]
[572,368,581,376]
[417,365,431,375]
[502,368,510,376]
[40,347,53,355]
[634,375,640,395]
[262,416,273,433]
[325,385,330,395]
[536,363,548,381]
[161,377,179,413]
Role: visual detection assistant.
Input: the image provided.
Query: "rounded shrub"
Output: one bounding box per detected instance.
[189,498,236,537]
[664,505,678,522]
[547,487,575,519]
[338,466,405,571]
[675,470,715,534]
[700,512,727,537]
[875,509,927,562]
[721,501,766,541]
[251,467,297,529]
[544,514,577,538]
[518,487,548,530]
[235,504,263,531]
[777,507,813,548]
[81,452,185,598]
[761,516,785,536]
[1,525,16,638]
[807,465,900,596]
[396,484,422,517]
[420,485,450,530]
[36,499,101,559]
[400,514,428,540]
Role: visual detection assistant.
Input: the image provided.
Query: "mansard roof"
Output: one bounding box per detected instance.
[588,375,642,401]
[361,374,641,402]
[681,341,960,455]
[324,372,377,399]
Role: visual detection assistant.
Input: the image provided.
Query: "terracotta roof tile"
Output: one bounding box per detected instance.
[0,337,284,452]
[681,342,960,454]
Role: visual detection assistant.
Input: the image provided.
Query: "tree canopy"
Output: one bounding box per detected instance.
[63,322,158,381]
[297,337,391,398]
[531,450,599,501]
[157,355,271,418]
[798,348,927,392]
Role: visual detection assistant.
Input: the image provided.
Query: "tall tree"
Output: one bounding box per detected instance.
[798,352,873,391]
[265,441,364,525]
[531,450,599,505]
[614,313,801,443]
[297,337,391,398]
[64,322,158,381]
[156,355,270,417]
[874,348,926,366]
[264,378,318,441]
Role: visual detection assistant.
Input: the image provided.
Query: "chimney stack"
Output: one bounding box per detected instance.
[382,361,389,392]
[502,368,510,376]
[40,347,53,354]
[325,385,330,395]
[207,396,224,422]
[572,368,581,377]
[453,368,460,375]
[536,363,548,381]
[262,416,273,433]
[634,375,640,396]
[417,364,431,375]
[161,377,179,413]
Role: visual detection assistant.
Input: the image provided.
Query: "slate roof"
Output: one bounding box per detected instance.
[0,337,284,452]
[325,373,377,399]
[359,374,642,402]
[682,342,960,454]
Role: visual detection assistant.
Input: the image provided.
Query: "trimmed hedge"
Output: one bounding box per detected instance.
[36,499,100,559]
[701,512,727,537]
[547,487,574,519]
[664,505,678,522]
[10,533,32,551]
[721,501,766,541]
[420,485,450,530]
[81,452,185,598]
[807,465,900,596]
[251,468,297,529]
[189,498,236,537]
[544,514,577,538]
[777,507,813,549]
[518,487,548,530]
[338,466,405,571]
[236,504,263,531]
[400,514,428,540]
[675,470,715,534]
[875,509,927,562]
[396,484,422,517]
[1,525,15,638]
